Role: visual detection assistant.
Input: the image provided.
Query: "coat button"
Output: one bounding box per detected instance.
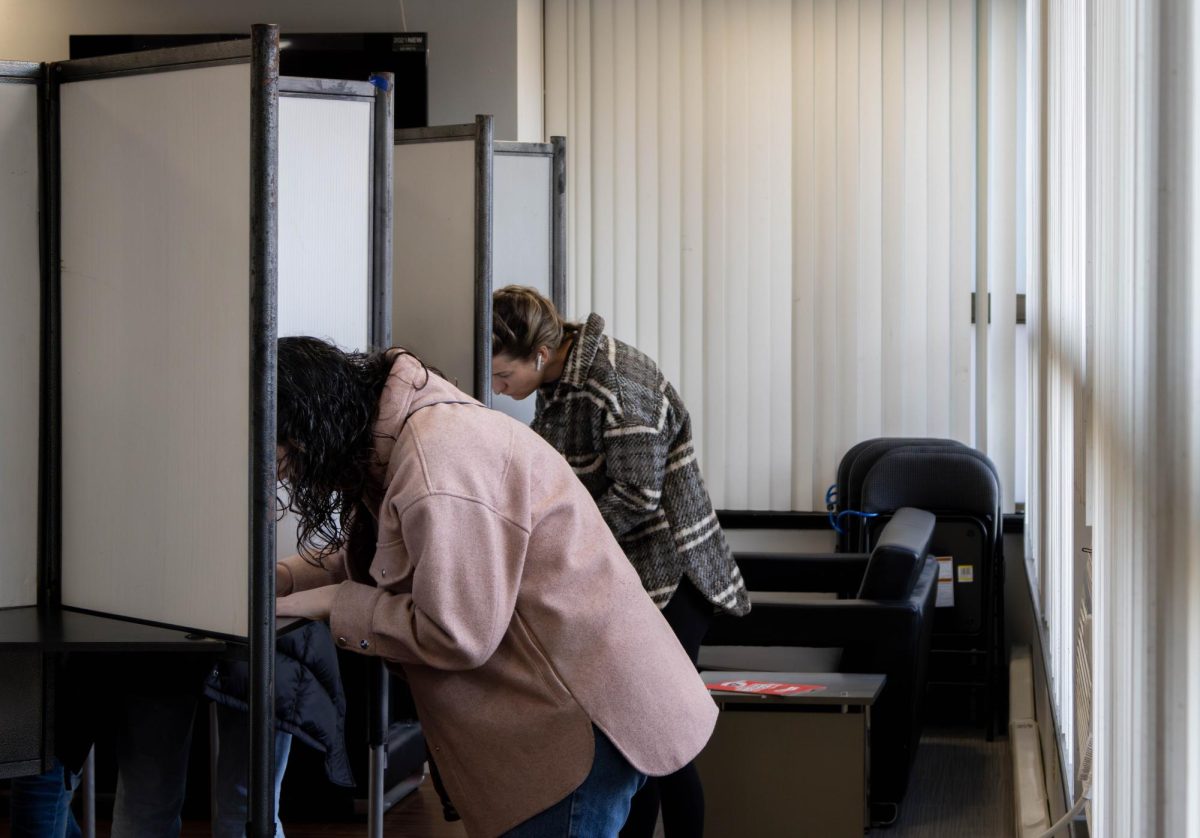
[337,636,347,647]
[380,569,387,577]
[359,639,370,650]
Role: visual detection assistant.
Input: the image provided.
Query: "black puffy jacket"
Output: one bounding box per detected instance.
[206,621,354,787]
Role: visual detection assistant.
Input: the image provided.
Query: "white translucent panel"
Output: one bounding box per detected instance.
[277,95,372,352]
[277,93,374,560]
[494,152,552,291]
[59,65,251,637]
[492,151,552,424]
[392,139,477,395]
[0,83,40,609]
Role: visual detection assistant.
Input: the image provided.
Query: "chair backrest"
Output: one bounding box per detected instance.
[840,441,969,511]
[857,507,936,600]
[837,438,964,551]
[860,448,1002,637]
[860,447,1001,532]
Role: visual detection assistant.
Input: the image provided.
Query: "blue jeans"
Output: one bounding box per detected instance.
[8,758,81,838]
[502,727,646,838]
[109,692,290,838]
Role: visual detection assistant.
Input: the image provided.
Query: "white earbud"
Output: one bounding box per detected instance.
[535,355,545,371]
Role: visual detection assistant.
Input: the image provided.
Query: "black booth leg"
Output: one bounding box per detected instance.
[247,21,280,838]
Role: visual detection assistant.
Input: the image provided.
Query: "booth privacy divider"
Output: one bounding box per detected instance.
[57,55,260,639]
[392,118,494,403]
[0,61,48,783]
[275,76,383,558]
[0,62,40,613]
[392,122,566,416]
[274,69,396,838]
[491,138,566,422]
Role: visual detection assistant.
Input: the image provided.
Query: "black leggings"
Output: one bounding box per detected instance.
[621,578,712,838]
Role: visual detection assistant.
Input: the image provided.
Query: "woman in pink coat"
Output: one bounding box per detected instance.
[273,336,717,838]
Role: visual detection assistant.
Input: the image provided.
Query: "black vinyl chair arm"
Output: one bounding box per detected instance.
[706,558,937,651]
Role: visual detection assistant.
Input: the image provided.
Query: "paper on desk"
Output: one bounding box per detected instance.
[707,679,827,697]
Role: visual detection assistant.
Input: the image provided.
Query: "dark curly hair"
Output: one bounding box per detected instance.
[276,336,432,567]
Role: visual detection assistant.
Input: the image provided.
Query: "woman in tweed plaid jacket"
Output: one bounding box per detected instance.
[493,286,748,838]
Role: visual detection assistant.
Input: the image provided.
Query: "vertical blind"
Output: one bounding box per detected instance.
[1029,0,1200,834]
[984,0,1021,514]
[545,0,1003,511]
[547,0,1200,830]
[1092,0,1200,834]
[1025,0,1086,797]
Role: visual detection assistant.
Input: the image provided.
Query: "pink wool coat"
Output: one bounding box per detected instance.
[278,353,717,837]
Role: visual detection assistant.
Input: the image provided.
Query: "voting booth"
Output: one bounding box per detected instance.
[0,65,46,780]
[0,29,393,837]
[1,27,570,833]
[392,122,566,420]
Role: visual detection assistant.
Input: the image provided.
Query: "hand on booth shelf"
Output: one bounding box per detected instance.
[276,585,338,621]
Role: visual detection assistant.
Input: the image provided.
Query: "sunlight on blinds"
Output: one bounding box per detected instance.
[1031,0,1200,834]
[546,0,983,510]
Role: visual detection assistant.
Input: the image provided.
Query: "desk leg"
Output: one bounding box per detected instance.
[367,659,388,838]
[209,703,220,828]
[368,746,386,837]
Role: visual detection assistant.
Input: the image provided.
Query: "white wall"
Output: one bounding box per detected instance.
[405,0,520,137]
[515,0,544,142]
[0,0,543,141]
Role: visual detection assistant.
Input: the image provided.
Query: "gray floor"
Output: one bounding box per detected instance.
[872,726,1014,837]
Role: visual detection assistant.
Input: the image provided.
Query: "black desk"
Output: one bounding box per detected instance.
[696,671,885,838]
[0,606,227,780]
[0,607,230,652]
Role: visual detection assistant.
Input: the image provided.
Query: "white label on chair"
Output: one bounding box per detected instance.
[957,564,975,584]
[936,557,955,607]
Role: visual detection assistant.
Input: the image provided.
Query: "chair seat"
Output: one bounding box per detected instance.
[750,591,839,605]
[698,645,843,673]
